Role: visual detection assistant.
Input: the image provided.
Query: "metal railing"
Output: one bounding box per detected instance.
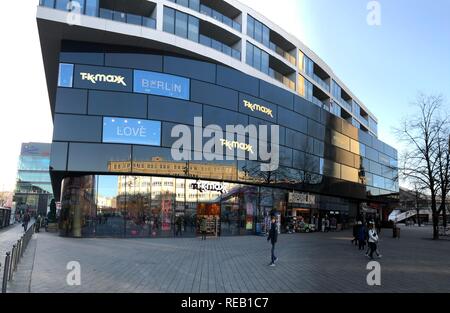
[1,223,35,293]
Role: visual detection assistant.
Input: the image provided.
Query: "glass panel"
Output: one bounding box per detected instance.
[247,15,254,37]
[113,11,126,23]
[59,176,96,237]
[331,130,350,151]
[189,0,200,11]
[341,165,358,183]
[254,19,262,42]
[187,15,199,42]
[127,13,142,26]
[261,50,269,74]
[96,175,126,237]
[246,42,253,66]
[58,63,74,87]
[253,45,261,70]
[142,17,156,29]
[199,34,212,47]
[84,0,98,16]
[212,9,222,22]
[211,39,222,51]
[163,7,175,33]
[41,0,55,8]
[18,172,51,182]
[19,156,50,171]
[262,25,270,47]
[55,0,69,11]
[150,177,176,237]
[175,11,188,38]
[223,15,232,27]
[220,185,240,236]
[99,8,113,19]
[177,0,189,8]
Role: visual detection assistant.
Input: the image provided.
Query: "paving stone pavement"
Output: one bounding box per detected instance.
[0,221,35,284]
[4,225,450,293]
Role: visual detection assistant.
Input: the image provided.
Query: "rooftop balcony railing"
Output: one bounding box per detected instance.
[312,74,330,93]
[39,1,157,29]
[99,8,156,29]
[337,97,352,113]
[199,4,242,32]
[269,42,296,66]
[269,69,295,91]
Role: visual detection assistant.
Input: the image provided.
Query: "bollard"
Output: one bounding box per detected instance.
[14,241,20,272]
[8,245,15,281]
[2,253,11,293]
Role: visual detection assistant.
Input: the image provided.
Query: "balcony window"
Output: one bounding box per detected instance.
[247,15,254,37]
[253,45,261,70]
[177,0,189,8]
[246,41,253,66]
[189,0,200,11]
[188,15,199,42]
[254,20,262,43]
[163,7,175,33]
[175,11,188,38]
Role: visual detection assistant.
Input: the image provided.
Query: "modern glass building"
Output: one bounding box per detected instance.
[14,142,53,216]
[37,0,399,238]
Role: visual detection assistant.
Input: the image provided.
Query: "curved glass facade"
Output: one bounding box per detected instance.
[51,46,398,237]
[59,174,362,238]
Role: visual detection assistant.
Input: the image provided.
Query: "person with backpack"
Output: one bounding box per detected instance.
[267,215,279,267]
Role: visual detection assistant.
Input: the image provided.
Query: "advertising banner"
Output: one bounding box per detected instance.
[102,117,161,146]
[134,70,190,100]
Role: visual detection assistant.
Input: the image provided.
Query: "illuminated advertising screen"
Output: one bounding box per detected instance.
[102,117,161,146]
[133,70,190,100]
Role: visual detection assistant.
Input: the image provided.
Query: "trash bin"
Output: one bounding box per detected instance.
[393,226,397,238]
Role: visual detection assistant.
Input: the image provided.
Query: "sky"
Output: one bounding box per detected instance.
[0,0,449,191]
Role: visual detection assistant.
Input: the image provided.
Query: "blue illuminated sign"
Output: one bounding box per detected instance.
[133,70,190,100]
[102,117,161,146]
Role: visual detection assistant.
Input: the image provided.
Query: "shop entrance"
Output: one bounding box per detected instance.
[197,203,220,237]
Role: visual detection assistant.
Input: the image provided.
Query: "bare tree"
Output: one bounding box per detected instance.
[396,93,446,240]
[436,122,450,228]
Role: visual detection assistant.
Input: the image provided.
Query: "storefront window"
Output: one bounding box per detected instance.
[96,175,125,237]
[59,175,96,237]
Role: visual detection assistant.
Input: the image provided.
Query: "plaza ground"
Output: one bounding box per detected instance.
[3,224,450,293]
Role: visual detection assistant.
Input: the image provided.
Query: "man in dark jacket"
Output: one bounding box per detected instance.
[23,212,31,232]
[267,215,278,267]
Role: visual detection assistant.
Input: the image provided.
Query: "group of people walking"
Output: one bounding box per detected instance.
[351,220,382,259]
[20,212,47,233]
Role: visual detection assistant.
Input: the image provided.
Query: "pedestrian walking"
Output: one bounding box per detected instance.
[267,215,279,267]
[366,222,381,259]
[22,212,30,232]
[35,214,42,233]
[200,217,207,240]
[358,221,367,250]
[351,221,361,246]
[175,216,183,237]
